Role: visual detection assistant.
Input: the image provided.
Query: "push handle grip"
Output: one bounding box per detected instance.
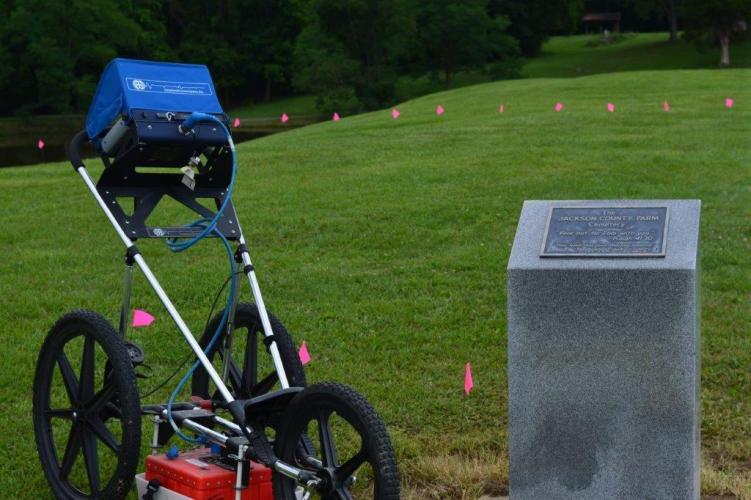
[69,129,89,171]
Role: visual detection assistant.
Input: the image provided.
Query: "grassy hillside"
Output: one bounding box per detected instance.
[1,68,749,498]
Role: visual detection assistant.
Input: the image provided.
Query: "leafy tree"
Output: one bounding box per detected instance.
[162,1,245,105]
[684,0,751,66]
[161,0,301,106]
[293,0,417,113]
[240,0,301,102]
[124,0,176,61]
[488,0,583,56]
[2,0,141,114]
[417,0,519,88]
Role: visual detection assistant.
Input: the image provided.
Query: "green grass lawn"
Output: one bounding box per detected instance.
[1,68,750,498]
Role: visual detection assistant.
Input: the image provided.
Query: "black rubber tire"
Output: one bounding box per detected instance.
[33,310,141,499]
[191,303,306,399]
[273,382,400,499]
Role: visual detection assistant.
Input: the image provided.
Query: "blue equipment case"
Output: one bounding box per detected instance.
[87,58,228,169]
[79,58,237,240]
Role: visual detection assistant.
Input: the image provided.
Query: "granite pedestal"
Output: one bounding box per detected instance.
[507,200,701,499]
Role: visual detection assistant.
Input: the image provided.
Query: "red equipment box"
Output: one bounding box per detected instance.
[144,448,273,500]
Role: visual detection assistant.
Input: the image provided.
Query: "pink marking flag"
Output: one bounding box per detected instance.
[662,100,670,112]
[299,341,311,365]
[725,97,734,108]
[436,105,445,116]
[499,104,505,113]
[607,102,615,113]
[464,362,474,395]
[233,117,241,128]
[332,112,340,121]
[391,108,400,119]
[132,309,155,328]
[555,102,564,112]
[37,138,45,150]
[281,113,289,123]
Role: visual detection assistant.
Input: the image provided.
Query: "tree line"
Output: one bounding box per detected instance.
[0,0,747,117]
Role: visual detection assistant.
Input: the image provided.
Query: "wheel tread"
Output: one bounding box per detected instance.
[33,310,141,500]
[274,381,400,499]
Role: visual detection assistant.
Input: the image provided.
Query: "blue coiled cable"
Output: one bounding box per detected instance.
[164,112,238,443]
[166,112,237,253]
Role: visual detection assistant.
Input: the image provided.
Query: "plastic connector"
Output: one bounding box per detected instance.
[179,112,216,135]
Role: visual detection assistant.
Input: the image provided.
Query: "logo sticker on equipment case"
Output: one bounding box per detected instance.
[126,77,213,96]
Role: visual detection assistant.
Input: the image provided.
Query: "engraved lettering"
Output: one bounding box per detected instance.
[542,207,668,257]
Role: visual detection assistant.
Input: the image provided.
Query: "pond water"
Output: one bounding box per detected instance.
[1,113,324,167]
[0,129,270,168]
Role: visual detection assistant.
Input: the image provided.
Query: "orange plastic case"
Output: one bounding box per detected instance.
[144,448,273,500]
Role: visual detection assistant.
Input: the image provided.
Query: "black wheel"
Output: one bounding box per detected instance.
[33,310,142,499]
[274,382,400,499]
[191,303,306,400]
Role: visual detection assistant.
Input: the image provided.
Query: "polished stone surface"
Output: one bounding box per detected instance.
[507,200,701,500]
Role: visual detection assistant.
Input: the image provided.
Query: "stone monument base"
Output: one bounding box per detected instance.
[507,200,701,500]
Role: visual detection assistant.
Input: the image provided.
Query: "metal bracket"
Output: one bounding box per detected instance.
[95,141,239,240]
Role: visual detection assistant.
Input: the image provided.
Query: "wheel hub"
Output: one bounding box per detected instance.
[306,467,330,494]
[314,466,352,496]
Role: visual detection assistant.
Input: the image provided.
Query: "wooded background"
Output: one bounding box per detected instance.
[0,0,747,116]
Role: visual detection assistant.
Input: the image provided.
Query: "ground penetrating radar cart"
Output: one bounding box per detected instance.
[32,59,399,500]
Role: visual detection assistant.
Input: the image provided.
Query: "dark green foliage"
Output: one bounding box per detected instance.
[488,0,583,56]
[164,0,302,105]
[292,0,524,112]
[416,0,520,88]
[684,0,751,66]
[0,0,535,116]
[2,0,141,114]
[625,0,681,42]
[0,0,713,116]
[0,0,302,115]
[292,0,417,113]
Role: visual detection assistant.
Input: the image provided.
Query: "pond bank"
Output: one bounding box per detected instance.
[0,114,323,167]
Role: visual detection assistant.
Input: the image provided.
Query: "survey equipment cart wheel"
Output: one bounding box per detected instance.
[273,382,400,499]
[33,310,142,499]
[191,302,306,399]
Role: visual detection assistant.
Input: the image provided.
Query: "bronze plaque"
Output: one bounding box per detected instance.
[541,206,668,257]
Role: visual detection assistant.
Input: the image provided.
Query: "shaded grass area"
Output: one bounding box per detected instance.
[231,94,320,118]
[524,33,751,78]
[1,68,749,497]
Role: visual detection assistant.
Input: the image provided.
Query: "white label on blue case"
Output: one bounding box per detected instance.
[126,77,213,96]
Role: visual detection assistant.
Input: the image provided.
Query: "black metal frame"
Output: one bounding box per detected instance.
[96,113,239,241]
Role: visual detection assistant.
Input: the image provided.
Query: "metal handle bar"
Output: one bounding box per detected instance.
[68,130,235,404]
